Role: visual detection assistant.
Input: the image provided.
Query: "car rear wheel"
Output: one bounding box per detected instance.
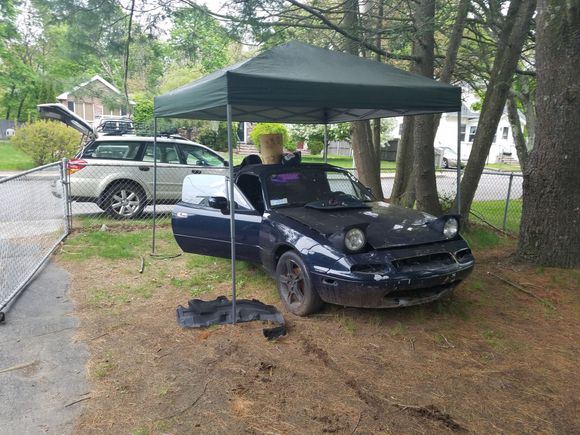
[102,182,146,219]
[276,251,323,316]
[442,158,449,169]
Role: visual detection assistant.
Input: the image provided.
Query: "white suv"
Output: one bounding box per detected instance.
[40,104,227,218]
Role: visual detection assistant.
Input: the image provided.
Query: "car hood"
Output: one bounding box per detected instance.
[274,201,450,249]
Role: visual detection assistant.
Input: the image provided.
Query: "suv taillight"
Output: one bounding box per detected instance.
[68,159,87,175]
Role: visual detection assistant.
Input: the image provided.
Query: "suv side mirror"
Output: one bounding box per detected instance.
[208,196,229,213]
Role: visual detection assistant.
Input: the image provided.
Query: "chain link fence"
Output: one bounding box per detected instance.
[68,160,523,235]
[66,161,227,230]
[0,162,69,317]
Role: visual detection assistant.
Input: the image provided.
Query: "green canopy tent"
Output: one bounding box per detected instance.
[153,41,463,321]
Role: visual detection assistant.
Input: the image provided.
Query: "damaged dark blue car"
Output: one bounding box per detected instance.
[172,163,474,316]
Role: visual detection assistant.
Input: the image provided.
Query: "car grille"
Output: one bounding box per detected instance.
[392,252,456,273]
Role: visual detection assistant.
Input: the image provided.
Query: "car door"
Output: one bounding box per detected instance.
[141,141,185,202]
[172,174,262,261]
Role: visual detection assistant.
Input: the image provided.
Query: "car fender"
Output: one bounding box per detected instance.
[261,211,344,274]
[96,173,152,201]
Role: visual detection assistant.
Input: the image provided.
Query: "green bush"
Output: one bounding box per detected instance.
[249,123,289,151]
[307,137,324,155]
[10,120,81,166]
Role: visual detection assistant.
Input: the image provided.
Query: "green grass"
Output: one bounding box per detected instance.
[224,152,397,169]
[0,140,35,171]
[484,163,521,172]
[471,199,522,233]
[62,229,175,260]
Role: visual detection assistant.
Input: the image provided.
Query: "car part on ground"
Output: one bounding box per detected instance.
[176,296,287,340]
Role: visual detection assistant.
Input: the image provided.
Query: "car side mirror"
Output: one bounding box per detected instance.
[223,161,229,167]
[208,196,229,213]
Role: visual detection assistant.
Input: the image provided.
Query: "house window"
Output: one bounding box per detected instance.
[460,124,466,141]
[469,126,477,142]
[502,126,509,139]
[67,101,75,112]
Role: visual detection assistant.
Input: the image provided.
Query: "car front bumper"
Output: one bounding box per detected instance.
[310,240,474,309]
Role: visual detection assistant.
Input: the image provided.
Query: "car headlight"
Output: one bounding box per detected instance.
[345,228,366,251]
[443,217,459,238]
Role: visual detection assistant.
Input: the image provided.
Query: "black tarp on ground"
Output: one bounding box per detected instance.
[154,41,461,123]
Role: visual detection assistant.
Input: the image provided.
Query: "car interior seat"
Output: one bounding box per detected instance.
[236,174,265,214]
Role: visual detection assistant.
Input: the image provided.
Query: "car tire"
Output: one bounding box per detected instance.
[442,158,449,169]
[276,251,323,316]
[101,182,146,219]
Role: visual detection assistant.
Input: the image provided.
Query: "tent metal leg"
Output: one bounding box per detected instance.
[323,124,328,163]
[227,104,237,324]
[456,111,461,216]
[152,117,158,255]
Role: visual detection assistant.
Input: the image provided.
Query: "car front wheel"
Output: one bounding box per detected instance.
[276,251,323,316]
[102,182,146,219]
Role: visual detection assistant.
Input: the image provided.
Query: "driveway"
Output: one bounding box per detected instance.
[0,262,88,434]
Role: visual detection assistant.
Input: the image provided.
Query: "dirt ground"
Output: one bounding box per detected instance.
[57,234,580,434]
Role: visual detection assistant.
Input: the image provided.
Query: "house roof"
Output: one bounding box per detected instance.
[57,75,136,105]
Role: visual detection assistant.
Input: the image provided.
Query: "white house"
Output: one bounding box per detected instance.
[390,101,525,164]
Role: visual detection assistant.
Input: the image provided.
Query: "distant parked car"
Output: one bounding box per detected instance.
[39,104,227,219]
[172,161,474,316]
[436,146,466,169]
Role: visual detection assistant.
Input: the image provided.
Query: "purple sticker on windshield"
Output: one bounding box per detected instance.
[270,173,301,184]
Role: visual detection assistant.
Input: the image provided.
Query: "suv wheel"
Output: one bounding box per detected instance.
[102,182,146,219]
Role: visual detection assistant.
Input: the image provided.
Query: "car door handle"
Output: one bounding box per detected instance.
[139,166,150,171]
[191,169,201,174]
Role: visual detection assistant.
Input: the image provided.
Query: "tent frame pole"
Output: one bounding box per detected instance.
[152,117,158,255]
[227,104,237,324]
[456,111,462,216]
[323,124,328,163]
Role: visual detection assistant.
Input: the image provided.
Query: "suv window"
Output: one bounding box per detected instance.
[143,143,181,164]
[83,141,141,160]
[179,144,225,167]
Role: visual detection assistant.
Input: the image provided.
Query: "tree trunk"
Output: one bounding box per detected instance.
[391,117,416,207]
[123,0,136,114]
[351,120,383,198]
[16,93,26,120]
[5,85,15,119]
[412,0,441,215]
[343,0,384,199]
[506,93,528,172]
[433,0,470,134]
[457,0,536,220]
[518,0,580,268]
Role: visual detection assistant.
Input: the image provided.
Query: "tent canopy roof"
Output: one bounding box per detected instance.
[154,41,461,123]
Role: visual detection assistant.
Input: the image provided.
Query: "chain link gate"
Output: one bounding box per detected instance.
[0,161,70,321]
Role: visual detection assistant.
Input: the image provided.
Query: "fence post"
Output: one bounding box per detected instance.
[502,172,514,231]
[61,158,72,234]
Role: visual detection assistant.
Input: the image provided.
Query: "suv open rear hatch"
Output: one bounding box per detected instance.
[37,103,97,140]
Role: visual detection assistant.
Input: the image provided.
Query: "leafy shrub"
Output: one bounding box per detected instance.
[307,136,324,155]
[249,123,289,151]
[438,192,456,213]
[132,95,154,124]
[10,120,81,166]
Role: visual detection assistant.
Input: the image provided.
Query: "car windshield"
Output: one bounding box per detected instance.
[265,167,373,209]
